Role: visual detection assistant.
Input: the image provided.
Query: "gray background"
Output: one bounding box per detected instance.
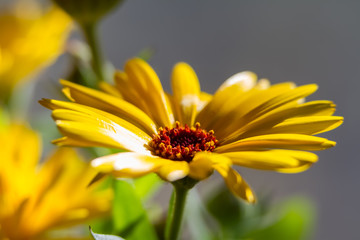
[33,0,358,239]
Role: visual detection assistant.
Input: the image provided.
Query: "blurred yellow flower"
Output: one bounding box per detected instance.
[0,124,112,240]
[0,1,72,98]
[40,58,343,203]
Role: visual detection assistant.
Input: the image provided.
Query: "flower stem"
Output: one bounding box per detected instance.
[165,177,197,240]
[81,22,105,83]
[165,184,189,240]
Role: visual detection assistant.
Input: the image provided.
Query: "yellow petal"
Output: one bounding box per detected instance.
[196,71,257,129]
[255,78,271,89]
[1,124,41,170]
[198,91,212,112]
[52,136,99,147]
[224,100,338,141]
[217,71,258,93]
[40,99,152,143]
[247,84,319,120]
[59,79,157,135]
[213,84,318,141]
[114,70,146,106]
[0,124,40,198]
[92,152,189,182]
[215,134,336,152]
[275,150,318,173]
[0,5,72,95]
[189,152,231,180]
[198,82,295,137]
[98,81,122,98]
[221,150,317,172]
[250,116,343,136]
[54,118,149,154]
[214,165,256,203]
[171,62,201,126]
[156,161,189,181]
[124,58,174,127]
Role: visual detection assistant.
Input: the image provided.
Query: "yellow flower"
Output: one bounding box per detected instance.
[0,1,72,98]
[0,124,112,240]
[40,58,343,203]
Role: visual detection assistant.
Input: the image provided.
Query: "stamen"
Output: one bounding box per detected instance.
[148,122,218,162]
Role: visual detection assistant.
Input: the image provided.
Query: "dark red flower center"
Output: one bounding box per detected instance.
[148,122,218,162]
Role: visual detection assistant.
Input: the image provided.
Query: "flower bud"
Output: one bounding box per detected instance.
[52,0,124,24]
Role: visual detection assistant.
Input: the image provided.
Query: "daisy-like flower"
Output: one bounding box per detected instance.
[40,58,343,203]
[0,123,112,240]
[0,0,72,98]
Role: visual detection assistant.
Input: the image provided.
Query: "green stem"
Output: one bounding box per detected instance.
[81,22,105,83]
[165,177,197,240]
[165,184,189,240]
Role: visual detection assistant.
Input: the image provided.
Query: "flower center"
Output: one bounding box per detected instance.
[148,122,218,162]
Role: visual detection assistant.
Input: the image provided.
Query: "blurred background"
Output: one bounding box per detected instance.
[6,0,358,239]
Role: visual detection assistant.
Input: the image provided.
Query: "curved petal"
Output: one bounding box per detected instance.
[54,120,149,154]
[202,83,318,142]
[41,100,152,153]
[114,70,150,111]
[199,82,295,136]
[156,161,189,181]
[198,91,212,112]
[221,150,318,172]
[123,58,174,127]
[60,79,157,135]
[171,62,200,126]
[189,152,231,180]
[196,71,257,129]
[217,71,258,93]
[223,100,338,141]
[246,116,343,136]
[91,152,188,181]
[40,99,152,142]
[214,165,256,203]
[98,81,122,98]
[166,91,211,119]
[0,124,40,197]
[189,152,254,202]
[1,124,40,171]
[91,152,162,178]
[215,134,336,152]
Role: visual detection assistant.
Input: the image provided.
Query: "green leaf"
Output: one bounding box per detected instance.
[112,179,158,240]
[205,184,316,240]
[244,197,315,240]
[207,187,243,228]
[206,187,254,239]
[90,227,125,240]
[134,173,162,200]
[185,189,218,240]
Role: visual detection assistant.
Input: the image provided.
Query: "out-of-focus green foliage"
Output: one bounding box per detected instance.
[91,175,162,239]
[185,190,218,240]
[112,179,158,240]
[205,186,315,240]
[134,173,162,201]
[66,40,99,88]
[243,198,315,240]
